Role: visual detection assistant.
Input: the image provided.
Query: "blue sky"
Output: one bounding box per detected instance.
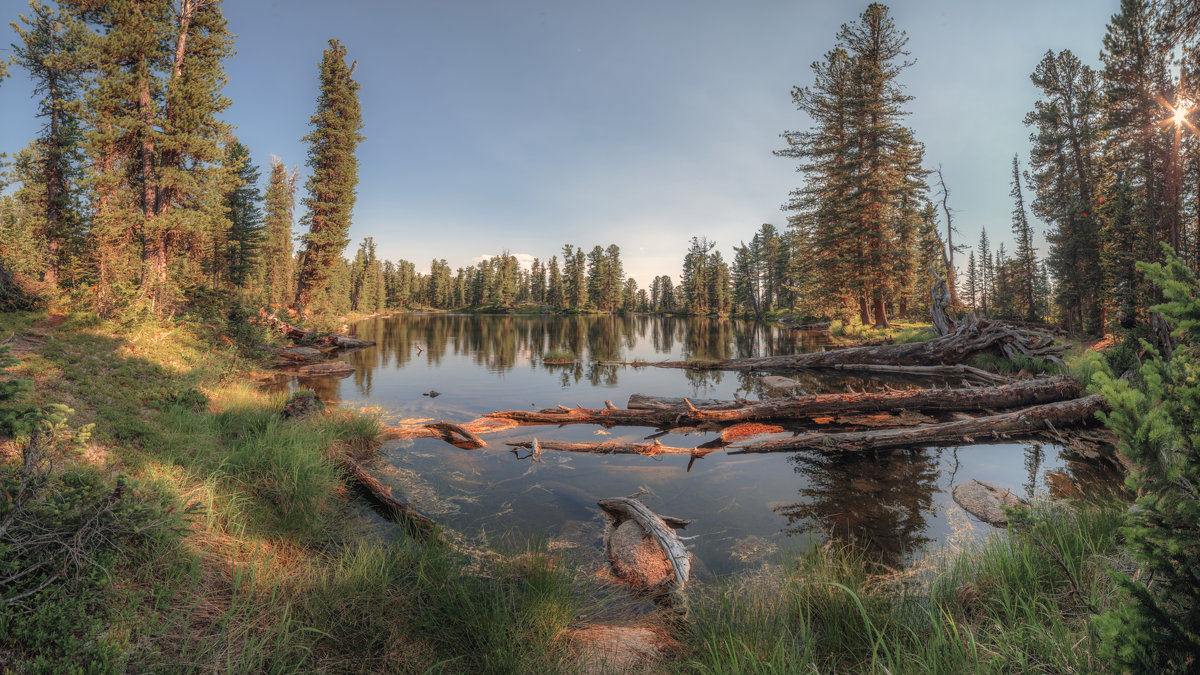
[1,1,1117,288]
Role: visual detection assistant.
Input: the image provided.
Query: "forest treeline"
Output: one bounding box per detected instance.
[1,0,1199,332]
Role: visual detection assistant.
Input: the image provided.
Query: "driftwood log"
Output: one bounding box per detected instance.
[730,394,1107,454]
[259,308,376,350]
[952,480,1027,527]
[507,439,693,455]
[598,497,692,591]
[338,455,435,540]
[651,312,1063,371]
[627,394,750,411]
[487,376,1084,429]
[381,418,516,446]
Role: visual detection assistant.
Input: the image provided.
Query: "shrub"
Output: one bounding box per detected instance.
[1094,247,1200,671]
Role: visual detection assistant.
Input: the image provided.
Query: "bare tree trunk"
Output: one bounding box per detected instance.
[731,394,1106,454]
[858,297,871,326]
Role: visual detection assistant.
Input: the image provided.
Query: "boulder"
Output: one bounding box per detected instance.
[952,480,1026,527]
[277,346,325,363]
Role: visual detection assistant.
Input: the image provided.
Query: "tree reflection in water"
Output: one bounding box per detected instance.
[775,448,941,568]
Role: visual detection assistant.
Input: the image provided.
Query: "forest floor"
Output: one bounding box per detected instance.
[0,308,1134,673]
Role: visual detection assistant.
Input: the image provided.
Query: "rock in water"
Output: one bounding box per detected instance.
[606,519,674,589]
[952,480,1027,527]
[760,375,805,395]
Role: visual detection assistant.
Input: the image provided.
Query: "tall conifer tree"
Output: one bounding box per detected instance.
[295,39,363,316]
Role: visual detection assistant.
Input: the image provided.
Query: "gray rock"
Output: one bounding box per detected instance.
[952,480,1026,527]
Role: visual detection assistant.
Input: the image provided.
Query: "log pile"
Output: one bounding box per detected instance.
[729,394,1106,454]
[259,308,376,351]
[486,376,1085,429]
[649,311,1064,372]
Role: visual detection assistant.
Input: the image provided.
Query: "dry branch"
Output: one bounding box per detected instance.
[338,455,435,540]
[730,394,1107,454]
[487,376,1083,429]
[506,439,692,455]
[598,497,692,590]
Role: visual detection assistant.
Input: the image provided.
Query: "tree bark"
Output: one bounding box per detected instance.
[598,496,692,590]
[487,376,1083,428]
[730,394,1106,454]
[338,454,435,540]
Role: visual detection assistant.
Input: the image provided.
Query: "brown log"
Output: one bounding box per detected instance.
[488,376,1083,428]
[258,308,376,349]
[598,496,692,590]
[380,417,517,443]
[650,312,1064,371]
[506,439,692,455]
[730,394,1107,454]
[626,394,750,410]
[338,455,435,540]
[827,363,1013,384]
[296,361,355,377]
[426,421,487,449]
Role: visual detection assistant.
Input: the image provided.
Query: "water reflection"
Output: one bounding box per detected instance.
[263,313,1124,573]
[776,448,941,567]
[338,313,837,387]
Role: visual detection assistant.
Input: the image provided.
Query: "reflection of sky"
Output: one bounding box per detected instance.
[274,314,1120,576]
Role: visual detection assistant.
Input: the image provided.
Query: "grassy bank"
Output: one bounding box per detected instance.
[0,310,588,672]
[1,310,1137,672]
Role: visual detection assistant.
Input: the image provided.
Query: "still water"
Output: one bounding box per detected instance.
[275,313,1116,576]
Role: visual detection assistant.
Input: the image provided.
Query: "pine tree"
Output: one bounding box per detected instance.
[1009,154,1038,320]
[220,140,263,289]
[295,39,363,316]
[978,228,992,315]
[547,256,564,307]
[777,4,925,327]
[261,156,298,308]
[965,250,978,309]
[11,1,85,289]
[1095,247,1200,670]
[1026,49,1104,332]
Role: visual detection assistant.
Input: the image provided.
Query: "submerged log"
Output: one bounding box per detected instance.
[488,376,1084,428]
[598,497,692,591]
[730,394,1107,454]
[506,439,692,455]
[381,417,516,444]
[650,312,1063,371]
[296,361,355,377]
[339,455,435,540]
[627,394,750,410]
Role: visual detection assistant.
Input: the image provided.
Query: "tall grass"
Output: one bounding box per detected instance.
[681,499,1128,673]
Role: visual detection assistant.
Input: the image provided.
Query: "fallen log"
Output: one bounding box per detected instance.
[506,439,692,455]
[259,308,376,350]
[828,363,1013,384]
[627,394,750,410]
[296,361,355,377]
[598,496,692,591]
[339,455,436,540]
[381,417,516,444]
[650,312,1063,371]
[730,394,1107,454]
[488,376,1084,428]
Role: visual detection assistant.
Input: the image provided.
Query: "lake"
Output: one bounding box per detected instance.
[271,313,1118,576]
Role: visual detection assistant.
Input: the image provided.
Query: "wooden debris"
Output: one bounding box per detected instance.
[488,376,1085,428]
[730,394,1107,454]
[338,455,435,540]
[296,361,354,377]
[506,439,692,455]
[650,312,1065,371]
[598,496,692,591]
[627,394,750,410]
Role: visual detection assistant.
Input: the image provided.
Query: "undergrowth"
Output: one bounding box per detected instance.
[681,499,1129,673]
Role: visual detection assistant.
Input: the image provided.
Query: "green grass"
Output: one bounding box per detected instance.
[0,308,1138,673]
[970,352,1064,376]
[679,499,1129,673]
[542,348,576,363]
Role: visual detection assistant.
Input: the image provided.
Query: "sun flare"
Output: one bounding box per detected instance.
[1175,104,1191,124]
